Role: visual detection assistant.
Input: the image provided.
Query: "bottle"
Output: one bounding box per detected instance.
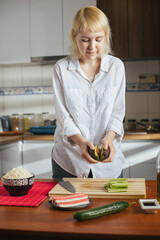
[157,151,160,203]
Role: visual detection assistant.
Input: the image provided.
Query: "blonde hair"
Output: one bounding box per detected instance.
[70,6,112,59]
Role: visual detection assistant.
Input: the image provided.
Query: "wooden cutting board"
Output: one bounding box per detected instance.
[48,178,146,199]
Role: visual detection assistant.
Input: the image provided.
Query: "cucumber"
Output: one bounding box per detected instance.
[73,201,136,221]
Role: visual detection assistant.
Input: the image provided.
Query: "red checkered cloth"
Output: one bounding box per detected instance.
[0,181,57,207]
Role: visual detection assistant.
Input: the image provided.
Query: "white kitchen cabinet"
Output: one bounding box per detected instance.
[30,0,96,57]
[122,140,160,180]
[0,0,30,64]
[0,0,97,63]
[22,141,53,178]
[0,142,22,175]
[30,0,63,57]
[62,0,96,55]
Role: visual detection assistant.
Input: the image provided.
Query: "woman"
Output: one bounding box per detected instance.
[52,6,126,179]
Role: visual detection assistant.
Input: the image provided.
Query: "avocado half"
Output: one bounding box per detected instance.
[88,144,110,161]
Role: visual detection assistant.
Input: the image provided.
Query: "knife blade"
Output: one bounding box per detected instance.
[56,179,76,193]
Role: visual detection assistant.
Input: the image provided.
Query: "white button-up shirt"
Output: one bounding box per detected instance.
[52,55,126,178]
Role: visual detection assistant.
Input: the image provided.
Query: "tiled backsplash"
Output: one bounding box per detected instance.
[0,60,160,124]
[0,64,55,115]
[124,60,160,125]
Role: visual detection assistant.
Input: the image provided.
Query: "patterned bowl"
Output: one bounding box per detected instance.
[2,174,35,196]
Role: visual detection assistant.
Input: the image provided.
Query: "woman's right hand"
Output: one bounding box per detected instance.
[68,134,98,164]
[79,141,98,164]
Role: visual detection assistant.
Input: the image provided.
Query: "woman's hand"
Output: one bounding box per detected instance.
[68,134,98,164]
[79,140,99,164]
[101,130,116,163]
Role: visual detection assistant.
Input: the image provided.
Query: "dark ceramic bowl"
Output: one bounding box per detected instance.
[2,174,35,196]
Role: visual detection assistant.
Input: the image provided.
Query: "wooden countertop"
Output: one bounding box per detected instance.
[0,134,54,146]
[0,135,22,146]
[123,132,160,140]
[0,132,160,147]
[0,180,159,240]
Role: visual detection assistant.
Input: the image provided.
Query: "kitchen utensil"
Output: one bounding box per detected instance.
[0,116,12,132]
[49,178,146,199]
[136,122,159,133]
[55,178,76,193]
[30,125,56,135]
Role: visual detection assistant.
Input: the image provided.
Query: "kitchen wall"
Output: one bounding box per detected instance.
[124,60,160,126]
[0,59,160,126]
[0,63,56,117]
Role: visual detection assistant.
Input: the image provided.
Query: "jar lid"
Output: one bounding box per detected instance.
[128,119,136,122]
[141,119,148,122]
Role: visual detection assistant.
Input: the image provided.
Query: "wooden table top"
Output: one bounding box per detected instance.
[0,180,159,240]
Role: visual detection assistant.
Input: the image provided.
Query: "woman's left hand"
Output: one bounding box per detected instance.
[101,131,116,163]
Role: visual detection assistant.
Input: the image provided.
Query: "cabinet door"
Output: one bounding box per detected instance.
[30,0,63,57]
[97,0,160,59]
[0,0,30,64]
[22,141,53,178]
[1,142,22,175]
[63,0,96,55]
[130,162,157,180]
[97,0,128,58]
[122,140,160,180]
[128,0,160,58]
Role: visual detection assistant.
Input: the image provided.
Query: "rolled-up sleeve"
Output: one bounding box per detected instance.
[53,65,81,139]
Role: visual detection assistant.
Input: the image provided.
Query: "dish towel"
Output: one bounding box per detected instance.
[0,181,57,207]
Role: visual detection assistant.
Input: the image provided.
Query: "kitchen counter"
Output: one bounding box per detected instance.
[0,135,22,146]
[0,132,160,147]
[0,180,159,240]
[0,134,54,146]
[123,132,160,140]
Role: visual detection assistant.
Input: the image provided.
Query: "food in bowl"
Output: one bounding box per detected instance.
[3,166,33,179]
[2,167,35,196]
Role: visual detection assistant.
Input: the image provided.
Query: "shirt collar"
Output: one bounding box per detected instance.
[68,56,79,71]
[68,55,110,72]
[100,55,110,72]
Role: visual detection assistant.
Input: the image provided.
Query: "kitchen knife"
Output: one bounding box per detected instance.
[56,178,76,193]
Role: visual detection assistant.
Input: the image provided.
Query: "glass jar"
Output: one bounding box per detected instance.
[151,119,160,131]
[141,119,149,126]
[23,113,35,132]
[23,113,29,132]
[11,114,20,131]
[128,119,136,130]
[42,112,49,126]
